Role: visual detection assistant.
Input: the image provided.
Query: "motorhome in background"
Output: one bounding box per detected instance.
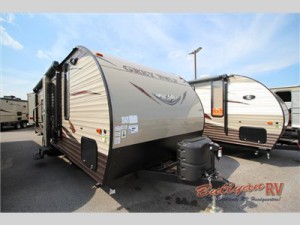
[32,45,227,189]
[0,96,28,130]
[27,93,35,126]
[189,75,288,155]
[271,85,300,143]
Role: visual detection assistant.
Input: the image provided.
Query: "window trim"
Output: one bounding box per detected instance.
[275,91,291,103]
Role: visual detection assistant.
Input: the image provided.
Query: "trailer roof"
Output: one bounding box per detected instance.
[0,98,27,102]
[270,85,300,90]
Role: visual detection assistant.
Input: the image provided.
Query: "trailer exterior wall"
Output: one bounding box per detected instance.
[53,48,111,184]
[271,85,300,130]
[97,53,204,149]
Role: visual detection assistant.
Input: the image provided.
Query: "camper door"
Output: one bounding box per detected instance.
[211,79,228,134]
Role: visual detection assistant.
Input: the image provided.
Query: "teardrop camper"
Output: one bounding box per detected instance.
[189,75,288,153]
[32,46,227,189]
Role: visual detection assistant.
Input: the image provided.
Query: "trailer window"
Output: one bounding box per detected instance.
[64,64,70,120]
[211,80,224,117]
[275,91,291,102]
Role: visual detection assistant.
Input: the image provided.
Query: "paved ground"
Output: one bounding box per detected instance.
[1,127,300,212]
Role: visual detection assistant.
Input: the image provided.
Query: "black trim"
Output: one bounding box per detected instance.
[224,77,228,135]
[34,93,39,127]
[63,63,70,120]
[54,71,62,141]
[188,74,230,85]
[33,61,59,93]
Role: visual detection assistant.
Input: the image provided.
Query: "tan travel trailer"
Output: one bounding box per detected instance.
[33,46,227,189]
[271,85,300,145]
[189,75,289,155]
[0,96,28,130]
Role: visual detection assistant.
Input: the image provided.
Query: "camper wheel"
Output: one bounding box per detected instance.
[22,122,27,128]
[15,123,21,129]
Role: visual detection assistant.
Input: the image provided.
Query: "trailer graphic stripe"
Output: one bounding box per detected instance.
[0,109,12,113]
[227,100,249,105]
[180,91,187,104]
[130,82,160,104]
[71,90,101,96]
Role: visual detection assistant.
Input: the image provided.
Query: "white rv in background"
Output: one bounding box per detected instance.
[32,45,228,189]
[189,75,290,154]
[27,93,35,126]
[0,96,28,130]
[271,85,300,143]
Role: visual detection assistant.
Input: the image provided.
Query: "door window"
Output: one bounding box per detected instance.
[211,80,224,117]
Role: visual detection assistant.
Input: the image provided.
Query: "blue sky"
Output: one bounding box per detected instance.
[1,13,299,100]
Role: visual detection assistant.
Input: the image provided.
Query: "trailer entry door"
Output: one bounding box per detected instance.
[211,80,224,117]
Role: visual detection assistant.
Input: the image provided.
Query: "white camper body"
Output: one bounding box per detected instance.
[27,93,35,126]
[271,86,300,130]
[0,96,28,130]
[32,46,227,188]
[271,85,300,145]
[189,75,286,151]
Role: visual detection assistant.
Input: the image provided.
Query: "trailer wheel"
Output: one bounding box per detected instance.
[22,122,27,128]
[15,123,21,129]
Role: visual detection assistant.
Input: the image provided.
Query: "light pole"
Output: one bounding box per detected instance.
[189,47,202,80]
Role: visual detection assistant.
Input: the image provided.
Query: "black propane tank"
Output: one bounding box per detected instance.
[177,136,221,182]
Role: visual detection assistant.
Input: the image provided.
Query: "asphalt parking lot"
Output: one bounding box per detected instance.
[1,127,300,212]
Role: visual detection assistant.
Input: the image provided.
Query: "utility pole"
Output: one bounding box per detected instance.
[189,47,202,80]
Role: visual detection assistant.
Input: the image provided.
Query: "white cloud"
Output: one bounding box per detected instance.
[0,13,15,24]
[235,57,299,75]
[36,50,52,60]
[7,13,15,23]
[0,26,23,50]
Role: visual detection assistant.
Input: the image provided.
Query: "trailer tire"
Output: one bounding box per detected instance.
[22,122,27,128]
[15,123,21,129]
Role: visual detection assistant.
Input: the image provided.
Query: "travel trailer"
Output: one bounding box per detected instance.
[32,46,227,189]
[189,75,289,155]
[271,85,300,143]
[0,95,28,130]
[27,93,35,126]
